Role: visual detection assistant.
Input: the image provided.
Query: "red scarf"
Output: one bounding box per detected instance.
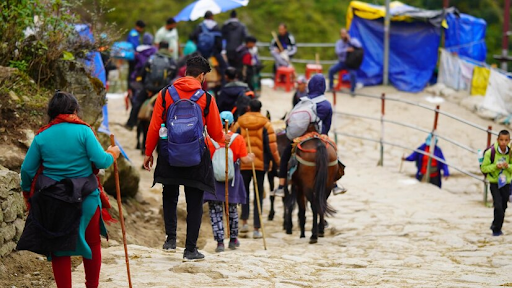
[23,114,116,224]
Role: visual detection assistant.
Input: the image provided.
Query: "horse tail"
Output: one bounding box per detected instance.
[314,139,336,217]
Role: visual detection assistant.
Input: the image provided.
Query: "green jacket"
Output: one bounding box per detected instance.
[481,142,512,183]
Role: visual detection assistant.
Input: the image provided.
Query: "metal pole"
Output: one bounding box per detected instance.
[484,125,493,205]
[333,91,338,145]
[383,0,391,85]
[378,93,385,166]
[443,0,449,7]
[503,0,510,71]
[425,105,440,184]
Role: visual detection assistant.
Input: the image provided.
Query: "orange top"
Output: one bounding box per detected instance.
[206,131,248,161]
[145,77,224,156]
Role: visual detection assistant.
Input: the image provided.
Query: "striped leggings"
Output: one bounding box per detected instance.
[207,201,239,243]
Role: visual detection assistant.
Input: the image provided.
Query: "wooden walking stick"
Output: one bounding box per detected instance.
[110,135,133,288]
[245,128,267,250]
[399,153,405,173]
[224,120,230,239]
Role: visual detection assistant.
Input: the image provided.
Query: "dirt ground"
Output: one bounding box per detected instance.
[2,82,512,287]
[63,83,512,287]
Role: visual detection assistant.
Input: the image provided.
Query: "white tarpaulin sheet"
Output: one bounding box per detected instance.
[438,49,477,91]
[481,69,512,116]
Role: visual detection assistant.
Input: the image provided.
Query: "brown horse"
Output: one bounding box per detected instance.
[285,137,339,243]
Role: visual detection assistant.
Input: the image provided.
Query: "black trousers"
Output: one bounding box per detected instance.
[162,185,204,251]
[126,88,148,127]
[278,140,293,179]
[241,170,265,228]
[490,183,510,233]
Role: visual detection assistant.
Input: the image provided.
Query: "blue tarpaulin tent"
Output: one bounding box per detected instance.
[445,13,487,62]
[346,1,486,93]
[349,16,441,92]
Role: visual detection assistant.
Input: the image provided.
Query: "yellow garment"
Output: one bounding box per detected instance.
[471,66,490,96]
[346,1,412,29]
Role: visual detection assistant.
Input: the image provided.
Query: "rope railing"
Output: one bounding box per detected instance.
[334,132,484,182]
[331,91,495,204]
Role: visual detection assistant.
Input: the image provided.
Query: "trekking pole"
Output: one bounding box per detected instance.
[110,135,133,288]
[245,128,267,250]
[224,120,230,239]
[399,153,405,173]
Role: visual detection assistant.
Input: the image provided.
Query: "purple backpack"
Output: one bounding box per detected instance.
[161,85,211,167]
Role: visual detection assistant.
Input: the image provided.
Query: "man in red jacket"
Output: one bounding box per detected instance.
[143,56,228,261]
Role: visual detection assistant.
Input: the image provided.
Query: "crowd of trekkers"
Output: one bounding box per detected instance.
[15,8,512,288]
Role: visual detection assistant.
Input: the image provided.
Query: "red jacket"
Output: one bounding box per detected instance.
[145,77,224,156]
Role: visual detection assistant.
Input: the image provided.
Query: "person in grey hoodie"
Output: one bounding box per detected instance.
[222,10,249,67]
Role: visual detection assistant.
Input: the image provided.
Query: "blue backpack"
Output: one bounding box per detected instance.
[161,85,211,167]
[110,41,135,61]
[197,23,221,58]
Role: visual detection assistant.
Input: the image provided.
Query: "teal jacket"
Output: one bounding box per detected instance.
[21,123,114,259]
[480,142,512,184]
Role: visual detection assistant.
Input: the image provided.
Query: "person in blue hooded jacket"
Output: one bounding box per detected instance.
[403,134,450,188]
[272,74,346,197]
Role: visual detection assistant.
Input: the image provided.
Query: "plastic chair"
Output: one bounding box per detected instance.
[274,66,295,92]
[335,70,351,90]
[305,64,323,79]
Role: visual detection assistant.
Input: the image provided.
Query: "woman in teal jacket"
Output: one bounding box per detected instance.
[19,91,120,288]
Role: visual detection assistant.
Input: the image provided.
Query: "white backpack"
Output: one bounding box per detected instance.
[286,96,327,140]
[211,133,239,183]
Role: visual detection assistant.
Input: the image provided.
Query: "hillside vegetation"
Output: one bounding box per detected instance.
[97,0,508,66]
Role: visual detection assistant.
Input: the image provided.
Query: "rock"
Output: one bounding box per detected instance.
[2,194,25,222]
[0,241,16,257]
[18,129,35,148]
[0,66,18,82]
[8,90,19,101]
[0,145,25,171]
[0,169,20,198]
[0,128,5,133]
[0,224,16,242]
[54,61,106,126]
[21,96,30,103]
[97,133,140,198]
[13,218,24,241]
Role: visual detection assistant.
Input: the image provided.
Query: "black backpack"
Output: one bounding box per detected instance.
[346,47,364,70]
[144,54,176,92]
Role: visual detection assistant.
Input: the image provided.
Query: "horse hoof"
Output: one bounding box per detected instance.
[300,234,305,238]
[309,238,318,244]
[268,212,275,221]
[286,229,292,235]
[319,233,324,238]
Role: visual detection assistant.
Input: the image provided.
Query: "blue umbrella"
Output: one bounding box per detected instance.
[174,0,249,22]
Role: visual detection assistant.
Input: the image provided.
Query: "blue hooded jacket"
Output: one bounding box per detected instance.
[307,74,332,134]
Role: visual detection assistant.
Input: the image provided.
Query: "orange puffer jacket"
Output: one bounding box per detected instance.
[232,112,280,171]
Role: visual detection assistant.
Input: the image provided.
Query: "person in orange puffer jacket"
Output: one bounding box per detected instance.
[232,99,280,239]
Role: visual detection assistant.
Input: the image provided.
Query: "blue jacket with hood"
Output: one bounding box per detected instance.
[307,74,332,134]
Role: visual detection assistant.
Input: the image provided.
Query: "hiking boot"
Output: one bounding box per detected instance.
[240,224,249,233]
[229,239,240,250]
[162,236,176,252]
[215,242,225,253]
[492,231,503,237]
[253,230,263,239]
[183,248,205,262]
[332,185,347,195]
[272,187,285,198]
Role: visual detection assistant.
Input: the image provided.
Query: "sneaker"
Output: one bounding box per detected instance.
[492,231,503,237]
[215,242,225,253]
[332,185,347,195]
[253,230,263,239]
[273,187,285,198]
[183,248,205,262]
[162,236,176,252]
[229,239,240,250]
[240,224,249,233]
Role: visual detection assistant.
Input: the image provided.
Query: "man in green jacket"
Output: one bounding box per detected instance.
[481,130,512,236]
